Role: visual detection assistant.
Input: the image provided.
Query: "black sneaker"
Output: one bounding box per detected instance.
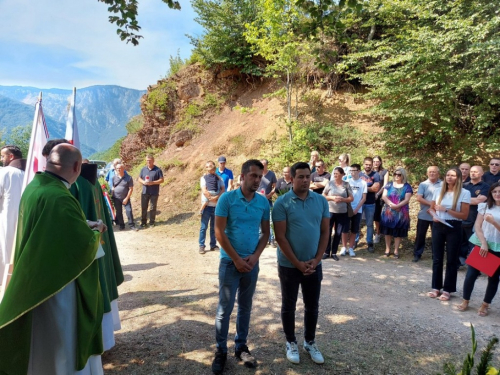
[150,223,155,228]
[235,345,256,368]
[210,245,220,251]
[412,256,420,263]
[140,224,147,228]
[367,244,374,253]
[322,253,329,260]
[332,254,339,261]
[212,350,227,374]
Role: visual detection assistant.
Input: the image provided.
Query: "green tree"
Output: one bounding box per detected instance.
[245,0,311,141]
[339,0,500,174]
[98,0,181,45]
[165,50,187,77]
[189,0,262,75]
[7,125,31,159]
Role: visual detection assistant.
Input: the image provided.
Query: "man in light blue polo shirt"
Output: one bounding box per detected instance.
[273,161,330,366]
[216,156,234,191]
[212,159,270,375]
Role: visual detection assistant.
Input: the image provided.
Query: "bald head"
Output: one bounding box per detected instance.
[46,144,82,184]
[470,166,484,182]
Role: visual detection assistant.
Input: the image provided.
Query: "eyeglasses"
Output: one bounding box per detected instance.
[393,173,402,176]
[351,169,359,172]
[490,163,500,166]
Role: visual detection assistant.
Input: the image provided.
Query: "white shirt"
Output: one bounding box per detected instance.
[347,177,367,214]
[432,188,471,221]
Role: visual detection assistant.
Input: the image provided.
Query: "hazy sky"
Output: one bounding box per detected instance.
[0,0,204,90]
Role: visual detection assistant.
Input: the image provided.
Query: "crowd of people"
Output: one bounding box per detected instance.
[202,153,500,374]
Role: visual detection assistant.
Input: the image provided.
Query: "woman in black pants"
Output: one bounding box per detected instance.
[428,167,470,301]
[457,182,500,316]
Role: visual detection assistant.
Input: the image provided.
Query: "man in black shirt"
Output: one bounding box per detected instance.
[310,160,330,194]
[482,158,500,185]
[112,163,138,231]
[460,165,489,265]
[138,154,164,228]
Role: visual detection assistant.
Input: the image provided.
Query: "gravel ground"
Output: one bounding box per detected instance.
[102,224,500,375]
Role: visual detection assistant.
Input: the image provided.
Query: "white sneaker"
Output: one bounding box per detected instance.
[303,341,324,364]
[349,248,356,257]
[339,247,347,256]
[286,341,300,364]
[374,234,381,244]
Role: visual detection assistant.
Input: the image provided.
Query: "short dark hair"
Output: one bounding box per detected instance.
[1,145,22,159]
[363,157,373,163]
[241,159,264,175]
[351,163,361,171]
[333,166,345,175]
[315,159,325,167]
[291,162,310,177]
[42,139,69,157]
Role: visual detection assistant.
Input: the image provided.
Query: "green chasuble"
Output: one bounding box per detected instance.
[0,172,103,375]
[93,179,124,291]
[70,175,112,314]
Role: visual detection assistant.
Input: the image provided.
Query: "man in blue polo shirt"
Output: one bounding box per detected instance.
[216,156,234,191]
[212,160,270,375]
[273,162,330,366]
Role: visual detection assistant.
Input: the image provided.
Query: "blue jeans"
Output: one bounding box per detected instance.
[215,258,259,353]
[278,264,322,343]
[199,206,216,248]
[363,203,376,245]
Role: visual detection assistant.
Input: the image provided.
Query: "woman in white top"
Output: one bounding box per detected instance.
[457,182,500,316]
[428,167,470,301]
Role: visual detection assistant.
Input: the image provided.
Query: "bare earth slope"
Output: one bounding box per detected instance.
[102,227,499,374]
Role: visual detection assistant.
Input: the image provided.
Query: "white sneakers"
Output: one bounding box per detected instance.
[303,341,325,364]
[340,247,356,257]
[286,341,324,364]
[286,341,300,364]
[374,234,381,243]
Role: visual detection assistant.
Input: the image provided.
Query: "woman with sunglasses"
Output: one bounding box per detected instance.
[323,167,354,260]
[456,182,500,316]
[380,168,413,258]
[428,167,470,301]
[373,156,389,244]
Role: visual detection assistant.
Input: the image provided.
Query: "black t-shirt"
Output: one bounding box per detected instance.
[360,171,381,204]
[463,180,490,226]
[139,165,164,195]
[310,171,331,194]
[275,178,292,195]
[203,173,221,192]
[483,171,500,186]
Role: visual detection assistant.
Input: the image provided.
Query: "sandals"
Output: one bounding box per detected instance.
[456,301,469,312]
[439,292,451,301]
[384,252,390,257]
[478,303,489,317]
[428,289,441,298]
[394,253,400,259]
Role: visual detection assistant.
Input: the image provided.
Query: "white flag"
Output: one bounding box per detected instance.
[65,87,80,149]
[22,92,49,190]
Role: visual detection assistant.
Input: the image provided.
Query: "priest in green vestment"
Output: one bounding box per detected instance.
[70,163,124,350]
[0,145,106,375]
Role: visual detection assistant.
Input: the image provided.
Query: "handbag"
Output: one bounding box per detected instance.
[344,182,354,218]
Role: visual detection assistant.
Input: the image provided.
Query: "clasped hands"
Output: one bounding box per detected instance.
[297,259,319,276]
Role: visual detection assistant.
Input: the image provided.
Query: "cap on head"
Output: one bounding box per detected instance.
[218,156,226,163]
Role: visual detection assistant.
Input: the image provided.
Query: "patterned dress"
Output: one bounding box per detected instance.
[380,182,413,237]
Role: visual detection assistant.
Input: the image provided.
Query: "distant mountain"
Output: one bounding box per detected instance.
[0,85,145,157]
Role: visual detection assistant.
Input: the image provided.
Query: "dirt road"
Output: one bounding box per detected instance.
[102,225,499,374]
